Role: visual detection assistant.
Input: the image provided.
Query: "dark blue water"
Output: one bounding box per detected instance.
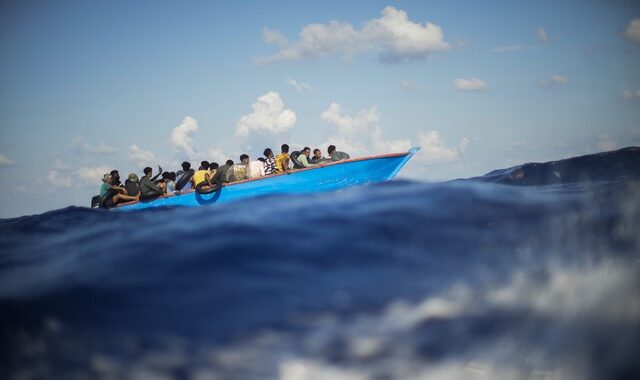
[1,148,639,379]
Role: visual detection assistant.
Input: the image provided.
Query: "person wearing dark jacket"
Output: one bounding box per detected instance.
[140,166,166,199]
[327,145,350,161]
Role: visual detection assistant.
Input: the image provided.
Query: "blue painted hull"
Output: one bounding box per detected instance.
[117,148,419,211]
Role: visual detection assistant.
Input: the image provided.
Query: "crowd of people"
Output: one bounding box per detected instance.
[96,144,350,208]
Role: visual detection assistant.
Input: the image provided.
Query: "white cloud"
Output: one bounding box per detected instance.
[46,170,72,188]
[417,131,468,164]
[129,144,155,164]
[71,137,116,155]
[0,154,15,166]
[262,27,288,46]
[321,102,413,156]
[536,26,549,43]
[622,89,640,101]
[453,78,488,91]
[596,134,618,152]
[76,165,112,186]
[623,18,640,44]
[539,74,569,88]
[207,148,229,164]
[258,6,450,63]
[170,116,199,159]
[235,92,296,138]
[287,78,313,92]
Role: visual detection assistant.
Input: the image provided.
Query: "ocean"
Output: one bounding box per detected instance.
[1,147,639,379]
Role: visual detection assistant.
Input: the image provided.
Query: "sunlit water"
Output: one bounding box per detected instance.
[1,148,639,379]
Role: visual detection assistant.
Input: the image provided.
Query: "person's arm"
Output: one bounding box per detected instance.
[150,165,164,182]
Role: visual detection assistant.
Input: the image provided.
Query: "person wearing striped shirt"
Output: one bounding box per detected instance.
[263,148,277,175]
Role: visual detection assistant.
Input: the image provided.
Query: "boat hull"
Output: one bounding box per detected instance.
[117,148,418,211]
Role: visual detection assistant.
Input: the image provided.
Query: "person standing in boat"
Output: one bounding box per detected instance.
[140,166,166,199]
[327,145,350,161]
[275,144,291,174]
[263,148,277,175]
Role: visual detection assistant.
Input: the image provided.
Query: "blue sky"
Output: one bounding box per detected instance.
[1,0,639,218]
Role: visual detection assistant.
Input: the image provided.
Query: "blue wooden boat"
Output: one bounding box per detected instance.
[116,147,419,211]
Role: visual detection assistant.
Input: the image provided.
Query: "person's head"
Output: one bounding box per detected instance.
[181,161,191,171]
[302,147,311,156]
[240,154,249,164]
[143,167,152,176]
[226,159,234,166]
[127,173,139,183]
[162,172,171,180]
[110,170,120,181]
[257,157,266,163]
[328,145,336,155]
[102,173,111,183]
[313,148,321,158]
[209,162,219,170]
[200,160,209,170]
[281,144,289,153]
[263,148,273,158]
[170,172,177,181]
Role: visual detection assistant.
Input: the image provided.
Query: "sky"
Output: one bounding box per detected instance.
[0,0,639,218]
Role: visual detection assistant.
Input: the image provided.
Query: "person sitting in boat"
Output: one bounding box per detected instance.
[99,173,139,208]
[109,170,122,186]
[263,148,277,175]
[218,159,234,183]
[311,148,325,163]
[194,161,218,193]
[140,166,166,200]
[229,154,249,181]
[175,161,194,191]
[328,145,350,161]
[249,155,265,179]
[124,173,141,198]
[160,172,177,195]
[275,144,291,174]
[298,147,318,168]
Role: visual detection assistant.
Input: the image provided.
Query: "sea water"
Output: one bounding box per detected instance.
[1,148,639,379]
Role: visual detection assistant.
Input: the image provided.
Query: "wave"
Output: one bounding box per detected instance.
[468,146,640,186]
[1,151,639,379]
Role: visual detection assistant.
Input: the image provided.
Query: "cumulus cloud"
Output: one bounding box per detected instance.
[321,102,406,156]
[258,6,450,63]
[453,78,488,91]
[287,78,313,92]
[235,92,296,138]
[622,89,640,101]
[129,144,155,164]
[0,154,15,166]
[76,165,112,186]
[418,131,469,164]
[536,26,549,43]
[170,116,199,159]
[71,137,116,155]
[539,74,569,88]
[46,170,72,188]
[623,18,640,44]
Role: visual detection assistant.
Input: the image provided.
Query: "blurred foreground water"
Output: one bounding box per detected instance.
[1,147,639,379]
